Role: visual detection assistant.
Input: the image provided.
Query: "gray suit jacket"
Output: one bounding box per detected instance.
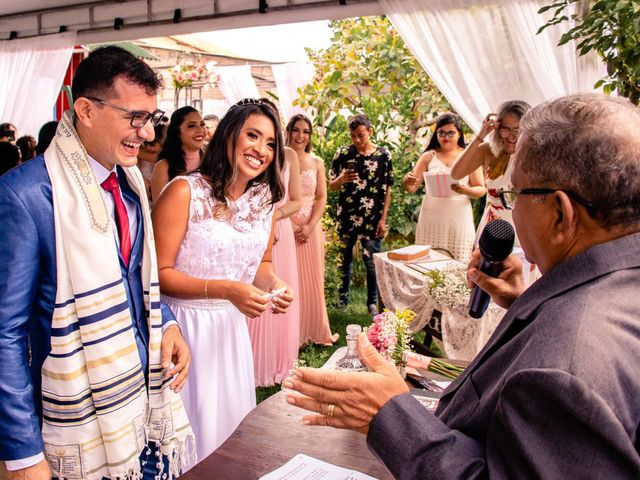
[368,233,640,479]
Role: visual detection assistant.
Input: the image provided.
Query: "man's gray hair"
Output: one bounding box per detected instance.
[516,93,640,229]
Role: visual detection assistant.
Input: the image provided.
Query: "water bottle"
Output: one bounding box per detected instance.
[336,324,367,372]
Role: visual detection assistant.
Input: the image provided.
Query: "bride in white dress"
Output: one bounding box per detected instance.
[403,113,485,262]
[152,99,294,466]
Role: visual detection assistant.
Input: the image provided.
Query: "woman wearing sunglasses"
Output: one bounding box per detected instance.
[451,100,531,245]
[403,112,485,262]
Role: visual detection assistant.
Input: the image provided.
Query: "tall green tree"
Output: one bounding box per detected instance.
[296,16,452,239]
[538,0,640,103]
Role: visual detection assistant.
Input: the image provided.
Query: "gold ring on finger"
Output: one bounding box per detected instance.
[327,403,335,417]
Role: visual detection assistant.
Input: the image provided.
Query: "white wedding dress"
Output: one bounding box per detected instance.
[161,173,273,467]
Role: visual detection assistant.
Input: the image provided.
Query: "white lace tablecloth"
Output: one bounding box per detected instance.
[374,251,506,361]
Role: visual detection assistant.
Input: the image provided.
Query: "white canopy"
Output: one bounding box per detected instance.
[0,0,603,139]
[0,0,382,49]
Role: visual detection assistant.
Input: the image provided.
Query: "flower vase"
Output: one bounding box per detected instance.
[174,87,182,110]
[396,350,409,378]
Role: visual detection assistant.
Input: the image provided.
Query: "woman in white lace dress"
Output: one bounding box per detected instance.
[403,113,485,262]
[152,99,294,466]
[451,101,531,246]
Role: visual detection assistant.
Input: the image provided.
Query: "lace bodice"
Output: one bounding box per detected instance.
[291,169,317,226]
[170,173,273,283]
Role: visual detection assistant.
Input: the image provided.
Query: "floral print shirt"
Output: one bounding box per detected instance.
[330,144,394,239]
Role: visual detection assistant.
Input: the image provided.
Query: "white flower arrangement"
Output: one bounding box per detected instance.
[425,265,472,315]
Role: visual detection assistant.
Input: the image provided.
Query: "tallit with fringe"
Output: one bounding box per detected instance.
[41,111,194,479]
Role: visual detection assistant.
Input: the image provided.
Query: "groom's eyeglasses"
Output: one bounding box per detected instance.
[85,96,165,128]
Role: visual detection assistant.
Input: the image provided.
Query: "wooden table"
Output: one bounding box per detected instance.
[182,391,394,480]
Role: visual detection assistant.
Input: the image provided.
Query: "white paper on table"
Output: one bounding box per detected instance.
[260,454,379,480]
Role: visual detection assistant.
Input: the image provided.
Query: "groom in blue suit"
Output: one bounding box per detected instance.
[0,47,191,478]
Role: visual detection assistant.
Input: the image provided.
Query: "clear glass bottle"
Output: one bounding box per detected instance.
[336,324,368,372]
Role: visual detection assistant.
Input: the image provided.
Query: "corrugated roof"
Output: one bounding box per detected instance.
[86,41,158,61]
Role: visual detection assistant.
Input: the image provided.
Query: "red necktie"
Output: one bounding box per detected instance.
[101,172,131,267]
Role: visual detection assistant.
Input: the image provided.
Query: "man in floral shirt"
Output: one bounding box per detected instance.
[329,114,393,315]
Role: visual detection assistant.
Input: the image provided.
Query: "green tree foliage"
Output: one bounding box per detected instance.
[295,16,452,240]
[538,0,640,104]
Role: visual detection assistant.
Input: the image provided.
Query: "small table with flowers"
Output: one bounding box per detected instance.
[373,250,506,361]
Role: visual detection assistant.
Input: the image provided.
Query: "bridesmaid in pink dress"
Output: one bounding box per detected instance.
[287,114,338,346]
[247,146,302,386]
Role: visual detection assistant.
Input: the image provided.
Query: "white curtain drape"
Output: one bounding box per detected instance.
[0,46,73,138]
[271,63,315,122]
[216,65,260,106]
[380,0,604,132]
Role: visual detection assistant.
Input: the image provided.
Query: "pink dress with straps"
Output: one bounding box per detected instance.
[247,161,301,386]
[292,168,333,346]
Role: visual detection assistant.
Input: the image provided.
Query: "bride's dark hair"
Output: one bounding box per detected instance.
[200,99,284,210]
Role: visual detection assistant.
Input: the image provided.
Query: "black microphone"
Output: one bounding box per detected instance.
[468,219,515,318]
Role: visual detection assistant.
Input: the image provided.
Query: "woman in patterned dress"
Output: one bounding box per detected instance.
[451,100,531,245]
[152,99,294,466]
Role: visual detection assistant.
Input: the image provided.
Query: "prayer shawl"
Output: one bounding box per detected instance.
[41,111,194,479]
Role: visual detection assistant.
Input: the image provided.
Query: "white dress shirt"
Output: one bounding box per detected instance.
[89,156,138,248]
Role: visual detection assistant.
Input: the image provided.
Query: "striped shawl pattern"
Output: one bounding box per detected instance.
[41,111,193,479]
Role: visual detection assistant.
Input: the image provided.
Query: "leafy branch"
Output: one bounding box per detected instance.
[538,0,640,103]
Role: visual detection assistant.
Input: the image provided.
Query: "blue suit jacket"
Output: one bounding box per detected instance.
[0,156,173,460]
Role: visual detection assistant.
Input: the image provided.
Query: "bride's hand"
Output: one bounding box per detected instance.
[226,282,270,318]
[266,278,294,314]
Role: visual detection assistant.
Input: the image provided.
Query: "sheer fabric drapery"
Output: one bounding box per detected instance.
[0,45,73,137]
[380,0,603,132]
[272,63,315,122]
[216,65,260,106]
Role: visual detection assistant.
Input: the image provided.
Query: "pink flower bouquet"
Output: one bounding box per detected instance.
[366,309,416,367]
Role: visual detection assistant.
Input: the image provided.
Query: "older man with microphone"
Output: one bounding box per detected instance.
[284,93,640,479]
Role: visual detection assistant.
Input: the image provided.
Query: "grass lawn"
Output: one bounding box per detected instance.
[256,286,373,404]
